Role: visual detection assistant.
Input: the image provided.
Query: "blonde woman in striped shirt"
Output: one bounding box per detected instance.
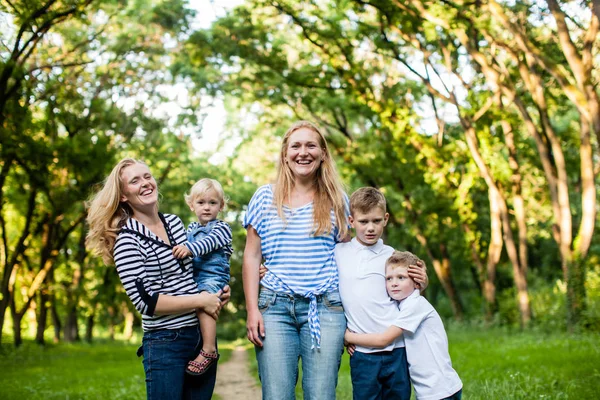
[243,121,349,400]
[86,158,230,400]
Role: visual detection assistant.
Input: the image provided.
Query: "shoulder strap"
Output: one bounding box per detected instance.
[118,227,171,249]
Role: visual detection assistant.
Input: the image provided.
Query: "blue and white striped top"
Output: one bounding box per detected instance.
[244,184,348,346]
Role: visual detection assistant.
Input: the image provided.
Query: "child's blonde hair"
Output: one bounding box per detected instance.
[184,178,227,208]
[86,158,149,264]
[349,187,387,215]
[386,251,422,271]
[274,120,348,239]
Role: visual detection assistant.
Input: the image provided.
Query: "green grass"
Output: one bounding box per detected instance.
[0,339,233,400]
[448,328,600,399]
[1,328,599,399]
[247,328,600,399]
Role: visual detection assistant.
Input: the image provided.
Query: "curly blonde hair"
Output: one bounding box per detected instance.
[184,178,227,209]
[86,158,147,264]
[274,121,348,239]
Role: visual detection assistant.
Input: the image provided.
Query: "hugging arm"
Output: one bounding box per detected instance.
[344,326,404,348]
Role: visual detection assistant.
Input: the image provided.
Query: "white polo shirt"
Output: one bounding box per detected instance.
[394,290,463,400]
[336,238,405,353]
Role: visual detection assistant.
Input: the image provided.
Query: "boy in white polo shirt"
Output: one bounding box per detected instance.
[336,187,429,400]
[344,251,463,400]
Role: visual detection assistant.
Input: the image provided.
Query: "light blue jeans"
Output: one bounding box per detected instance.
[255,287,346,400]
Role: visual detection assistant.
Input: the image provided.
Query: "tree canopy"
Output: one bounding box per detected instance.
[1,0,599,345]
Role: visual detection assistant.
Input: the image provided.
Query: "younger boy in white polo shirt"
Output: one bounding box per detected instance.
[336,187,428,400]
[345,251,463,400]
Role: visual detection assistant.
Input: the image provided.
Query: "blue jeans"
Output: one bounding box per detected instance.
[140,324,216,400]
[255,288,346,400]
[349,348,411,400]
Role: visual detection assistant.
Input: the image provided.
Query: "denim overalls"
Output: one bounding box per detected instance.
[187,220,230,294]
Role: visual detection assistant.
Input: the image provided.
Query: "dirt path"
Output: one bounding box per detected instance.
[215,346,262,399]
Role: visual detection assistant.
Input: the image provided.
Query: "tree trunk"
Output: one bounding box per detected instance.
[485,188,502,319]
[35,290,48,345]
[123,307,135,340]
[9,298,22,347]
[107,306,116,340]
[63,306,80,342]
[85,312,95,343]
[415,232,464,320]
[0,190,36,345]
[50,294,62,343]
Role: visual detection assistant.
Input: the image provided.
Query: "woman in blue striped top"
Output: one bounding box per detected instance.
[243,121,349,400]
[86,158,229,400]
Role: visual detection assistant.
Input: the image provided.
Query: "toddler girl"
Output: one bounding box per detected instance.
[173,178,232,376]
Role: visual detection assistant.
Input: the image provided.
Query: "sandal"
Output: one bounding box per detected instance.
[186,350,220,376]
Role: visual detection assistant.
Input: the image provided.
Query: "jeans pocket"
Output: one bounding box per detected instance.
[258,289,275,313]
[323,290,344,312]
[146,329,180,343]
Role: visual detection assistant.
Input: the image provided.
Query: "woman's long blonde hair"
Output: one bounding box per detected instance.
[86,158,144,264]
[274,121,348,239]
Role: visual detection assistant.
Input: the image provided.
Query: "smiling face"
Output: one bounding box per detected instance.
[385,264,418,301]
[349,207,389,246]
[284,127,325,181]
[119,163,158,213]
[190,189,223,225]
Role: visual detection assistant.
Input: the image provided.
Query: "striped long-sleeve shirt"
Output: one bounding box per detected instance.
[183,220,233,258]
[113,213,199,331]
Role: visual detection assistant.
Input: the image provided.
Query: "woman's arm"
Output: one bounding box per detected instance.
[344,326,404,348]
[243,226,265,347]
[114,232,228,319]
[154,292,222,319]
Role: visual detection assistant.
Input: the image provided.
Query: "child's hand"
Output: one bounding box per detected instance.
[344,328,353,345]
[344,329,356,355]
[346,344,356,356]
[172,245,192,259]
[259,264,268,279]
[217,285,231,306]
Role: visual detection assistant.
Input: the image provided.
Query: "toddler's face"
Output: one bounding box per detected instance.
[385,265,417,301]
[190,189,223,225]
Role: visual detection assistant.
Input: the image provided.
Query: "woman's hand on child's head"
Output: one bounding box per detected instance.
[408,260,429,291]
[172,245,192,259]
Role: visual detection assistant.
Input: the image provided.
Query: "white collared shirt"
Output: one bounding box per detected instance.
[336,238,405,353]
[394,290,463,399]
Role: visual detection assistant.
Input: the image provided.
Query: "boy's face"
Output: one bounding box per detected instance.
[385,265,417,301]
[349,207,389,246]
[190,189,223,225]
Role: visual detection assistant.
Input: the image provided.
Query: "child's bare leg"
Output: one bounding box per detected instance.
[198,310,217,354]
[187,310,218,374]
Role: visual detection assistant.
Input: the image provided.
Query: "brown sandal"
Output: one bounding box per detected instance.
[186,350,220,376]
